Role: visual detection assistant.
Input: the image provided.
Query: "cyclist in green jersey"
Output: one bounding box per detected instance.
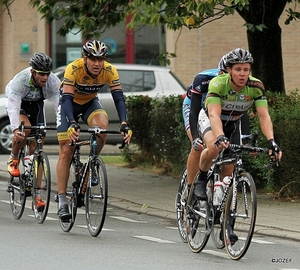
[190,48,282,244]
[191,48,282,201]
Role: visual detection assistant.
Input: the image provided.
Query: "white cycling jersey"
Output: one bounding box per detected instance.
[5,67,60,131]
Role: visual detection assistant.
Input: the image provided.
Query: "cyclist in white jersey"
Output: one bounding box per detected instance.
[5,52,60,207]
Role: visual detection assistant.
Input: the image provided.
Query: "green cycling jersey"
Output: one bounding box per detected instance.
[204,73,268,122]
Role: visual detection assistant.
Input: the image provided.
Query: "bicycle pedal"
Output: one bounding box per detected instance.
[6,186,13,193]
[25,188,32,197]
[60,218,71,223]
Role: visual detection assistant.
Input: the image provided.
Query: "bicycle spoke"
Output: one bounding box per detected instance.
[85,157,108,237]
[32,152,51,224]
[175,167,188,243]
[186,185,210,253]
[8,151,26,219]
[224,172,257,260]
[59,163,77,232]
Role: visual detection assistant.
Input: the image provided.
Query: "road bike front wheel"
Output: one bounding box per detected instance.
[85,157,108,237]
[186,185,210,253]
[175,167,188,243]
[8,150,27,219]
[59,163,78,232]
[32,152,51,224]
[223,172,257,260]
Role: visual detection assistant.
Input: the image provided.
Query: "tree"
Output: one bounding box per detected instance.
[2,0,300,92]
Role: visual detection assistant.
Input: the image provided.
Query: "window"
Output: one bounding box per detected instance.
[120,71,155,92]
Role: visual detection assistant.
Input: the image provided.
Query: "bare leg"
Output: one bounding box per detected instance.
[88,112,109,154]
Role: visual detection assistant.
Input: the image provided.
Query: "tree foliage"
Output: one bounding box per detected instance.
[1,0,300,91]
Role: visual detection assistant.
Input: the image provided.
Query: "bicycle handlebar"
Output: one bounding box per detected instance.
[19,121,57,131]
[72,126,127,149]
[225,143,279,167]
[228,143,268,154]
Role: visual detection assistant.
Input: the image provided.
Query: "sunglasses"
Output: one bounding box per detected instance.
[88,56,105,62]
[34,69,51,77]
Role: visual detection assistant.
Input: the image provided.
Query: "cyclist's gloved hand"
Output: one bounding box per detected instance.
[214,134,229,148]
[120,123,132,144]
[67,122,80,142]
[268,139,280,160]
[193,138,203,151]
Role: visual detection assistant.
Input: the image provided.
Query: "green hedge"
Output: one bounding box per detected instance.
[124,91,300,200]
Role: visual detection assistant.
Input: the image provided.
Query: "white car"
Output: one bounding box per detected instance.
[0,64,186,154]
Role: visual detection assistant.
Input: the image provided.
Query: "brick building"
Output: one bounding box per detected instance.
[1,2,299,93]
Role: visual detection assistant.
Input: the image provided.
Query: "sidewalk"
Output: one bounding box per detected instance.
[1,151,299,242]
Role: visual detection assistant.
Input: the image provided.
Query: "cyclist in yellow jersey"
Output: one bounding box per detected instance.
[56,40,132,221]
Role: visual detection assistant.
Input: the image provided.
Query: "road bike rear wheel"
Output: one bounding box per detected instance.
[59,163,78,232]
[175,167,188,243]
[223,172,257,260]
[186,185,210,253]
[32,152,51,224]
[8,150,26,219]
[85,157,108,237]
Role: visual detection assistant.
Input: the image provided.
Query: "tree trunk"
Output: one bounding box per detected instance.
[237,0,287,93]
[247,25,285,93]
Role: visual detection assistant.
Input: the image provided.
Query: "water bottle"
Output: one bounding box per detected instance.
[221,176,231,193]
[206,181,212,200]
[24,155,33,176]
[213,181,223,206]
[91,136,97,155]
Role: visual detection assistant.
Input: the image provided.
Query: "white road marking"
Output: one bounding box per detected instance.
[109,216,147,223]
[133,236,176,244]
[203,249,247,260]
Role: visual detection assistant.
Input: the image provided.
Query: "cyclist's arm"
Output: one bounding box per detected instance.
[189,92,202,140]
[255,106,274,141]
[111,85,127,123]
[61,84,76,123]
[44,74,61,116]
[207,102,224,139]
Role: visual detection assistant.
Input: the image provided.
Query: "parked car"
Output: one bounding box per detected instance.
[0,64,186,154]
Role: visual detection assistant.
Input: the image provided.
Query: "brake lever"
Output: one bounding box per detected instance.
[16,121,25,144]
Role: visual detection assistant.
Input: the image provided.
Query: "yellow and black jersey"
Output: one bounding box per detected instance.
[62,58,121,104]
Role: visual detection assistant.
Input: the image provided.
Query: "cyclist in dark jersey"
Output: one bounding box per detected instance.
[182,68,220,188]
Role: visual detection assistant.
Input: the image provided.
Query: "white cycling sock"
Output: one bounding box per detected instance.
[58,193,68,208]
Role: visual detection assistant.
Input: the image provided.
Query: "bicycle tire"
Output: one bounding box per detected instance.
[8,150,26,219]
[59,162,78,232]
[175,167,188,243]
[85,157,108,237]
[186,185,210,253]
[223,172,257,260]
[32,151,51,224]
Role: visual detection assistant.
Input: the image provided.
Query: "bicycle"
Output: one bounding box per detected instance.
[175,134,257,243]
[56,126,126,237]
[6,121,56,223]
[186,135,277,260]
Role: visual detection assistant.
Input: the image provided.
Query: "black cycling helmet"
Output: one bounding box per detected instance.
[29,52,53,71]
[82,40,108,58]
[225,48,254,67]
[218,53,229,73]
